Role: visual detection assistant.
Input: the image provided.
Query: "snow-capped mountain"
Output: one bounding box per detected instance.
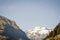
[26,26,51,40]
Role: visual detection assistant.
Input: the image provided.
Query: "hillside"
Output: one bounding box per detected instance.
[44,23,60,40]
[0,16,29,40]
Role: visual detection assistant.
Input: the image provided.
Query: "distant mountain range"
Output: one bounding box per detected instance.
[0,16,60,40]
[26,26,51,40]
[0,16,29,40]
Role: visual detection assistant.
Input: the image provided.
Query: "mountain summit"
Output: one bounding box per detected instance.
[0,16,29,40]
[26,26,51,40]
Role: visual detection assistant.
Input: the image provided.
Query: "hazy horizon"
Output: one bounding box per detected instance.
[0,0,60,31]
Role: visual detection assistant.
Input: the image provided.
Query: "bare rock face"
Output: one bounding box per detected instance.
[0,16,29,40]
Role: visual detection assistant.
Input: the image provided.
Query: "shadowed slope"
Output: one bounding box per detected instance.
[44,23,60,40]
[0,16,30,40]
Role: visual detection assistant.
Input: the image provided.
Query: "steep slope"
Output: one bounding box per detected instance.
[44,23,60,40]
[0,16,29,40]
[26,27,51,40]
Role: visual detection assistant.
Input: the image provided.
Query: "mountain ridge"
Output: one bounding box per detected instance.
[0,16,30,40]
[44,23,60,40]
[26,26,51,40]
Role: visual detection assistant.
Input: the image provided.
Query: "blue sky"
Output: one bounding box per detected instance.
[0,0,60,31]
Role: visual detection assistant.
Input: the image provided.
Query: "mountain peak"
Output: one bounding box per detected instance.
[0,16,6,19]
[26,26,51,40]
[32,27,50,33]
[0,16,19,29]
[0,16,29,40]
